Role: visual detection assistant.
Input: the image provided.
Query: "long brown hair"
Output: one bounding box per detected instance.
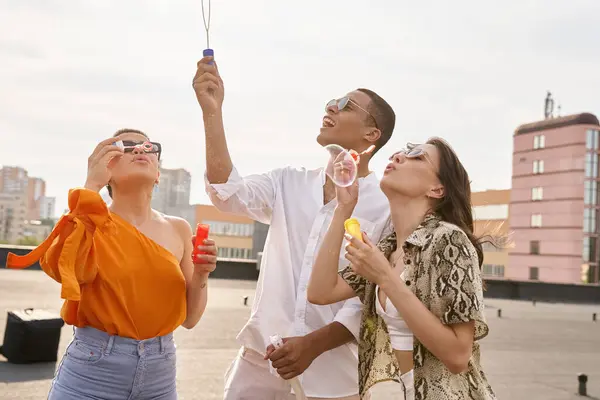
[427,137,501,268]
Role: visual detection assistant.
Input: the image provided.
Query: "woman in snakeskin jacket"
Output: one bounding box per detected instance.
[308,138,497,400]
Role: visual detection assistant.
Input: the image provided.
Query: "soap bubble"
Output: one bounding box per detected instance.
[324,144,359,187]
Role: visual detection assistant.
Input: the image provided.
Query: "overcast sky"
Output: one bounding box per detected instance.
[1,0,599,215]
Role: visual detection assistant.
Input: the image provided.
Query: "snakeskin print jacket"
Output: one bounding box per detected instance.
[339,213,496,400]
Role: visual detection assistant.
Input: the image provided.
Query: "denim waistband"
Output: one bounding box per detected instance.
[73,326,175,356]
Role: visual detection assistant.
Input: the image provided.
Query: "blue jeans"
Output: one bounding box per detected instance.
[48,327,177,400]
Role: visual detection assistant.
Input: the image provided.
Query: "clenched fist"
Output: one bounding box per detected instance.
[192,56,224,114]
[84,138,124,192]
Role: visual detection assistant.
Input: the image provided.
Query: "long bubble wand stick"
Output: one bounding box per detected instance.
[269,335,308,400]
[201,0,213,59]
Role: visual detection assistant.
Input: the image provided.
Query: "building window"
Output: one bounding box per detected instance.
[533,160,544,174]
[586,129,599,150]
[584,181,598,205]
[587,265,599,284]
[585,153,599,178]
[530,240,540,255]
[530,214,542,227]
[482,242,501,252]
[217,247,254,260]
[471,204,509,221]
[583,208,597,233]
[531,187,543,201]
[582,236,597,263]
[533,135,545,149]
[203,220,255,237]
[529,267,539,280]
[482,264,505,278]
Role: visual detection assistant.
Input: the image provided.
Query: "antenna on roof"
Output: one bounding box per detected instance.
[544,91,554,119]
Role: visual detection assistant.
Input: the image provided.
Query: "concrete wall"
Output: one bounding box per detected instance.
[0,245,260,281]
[483,278,600,305]
[3,245,598,304]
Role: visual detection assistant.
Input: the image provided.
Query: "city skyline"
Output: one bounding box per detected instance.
[0,166,56,244]
[1,1,599,213]
[4,103,594,215]
[0,166,55,220]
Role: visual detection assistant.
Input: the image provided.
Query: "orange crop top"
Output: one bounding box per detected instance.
[6,188,187,340]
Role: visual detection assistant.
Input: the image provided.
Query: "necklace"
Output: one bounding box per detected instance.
[390,248,405,268]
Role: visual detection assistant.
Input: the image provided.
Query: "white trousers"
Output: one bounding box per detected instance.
[223,347,365,400]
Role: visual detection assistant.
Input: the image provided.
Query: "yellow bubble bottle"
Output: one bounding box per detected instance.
[344,218,363,242]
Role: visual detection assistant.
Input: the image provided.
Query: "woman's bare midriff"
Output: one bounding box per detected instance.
[394,350,414,375]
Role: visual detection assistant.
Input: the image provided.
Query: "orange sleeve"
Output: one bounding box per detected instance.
[6,188,115,301]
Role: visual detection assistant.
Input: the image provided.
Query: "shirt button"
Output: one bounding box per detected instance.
[405,280,411,286]
[405,259,411,265]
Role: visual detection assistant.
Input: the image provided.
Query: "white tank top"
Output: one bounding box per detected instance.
[375,285,413,351]
[375,282,415,399]
[375,286,415,399]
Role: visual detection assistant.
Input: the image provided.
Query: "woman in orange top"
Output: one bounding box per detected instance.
[7,128,218,400]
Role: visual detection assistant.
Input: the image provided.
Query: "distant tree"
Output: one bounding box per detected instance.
[40,218,58,227]
[17,236,41,246]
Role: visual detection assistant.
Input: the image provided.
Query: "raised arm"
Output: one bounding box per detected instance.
[6,138,123,301]
[192,56,231,184]
[307,179,361,306]
[7,188,113,301]
[171,217,218,329]
[307,206,356,305]
[381,229,482,374]
[346,227,486,375]
[6,138,124,301]
[268,199,361,381]
[269,180,367,380]
[193,56,278,223]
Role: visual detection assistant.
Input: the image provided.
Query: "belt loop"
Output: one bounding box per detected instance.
[160,336,165,355]
[104,335,115,356]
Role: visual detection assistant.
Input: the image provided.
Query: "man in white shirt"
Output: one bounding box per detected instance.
[193,56,396,400]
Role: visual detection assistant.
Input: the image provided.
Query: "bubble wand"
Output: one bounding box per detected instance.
[201,0,213,60]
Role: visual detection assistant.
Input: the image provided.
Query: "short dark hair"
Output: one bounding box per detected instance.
[107,128,150,198]
[357,88,395,154]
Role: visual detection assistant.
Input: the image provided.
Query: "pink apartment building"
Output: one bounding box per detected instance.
[508,112,600,284]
